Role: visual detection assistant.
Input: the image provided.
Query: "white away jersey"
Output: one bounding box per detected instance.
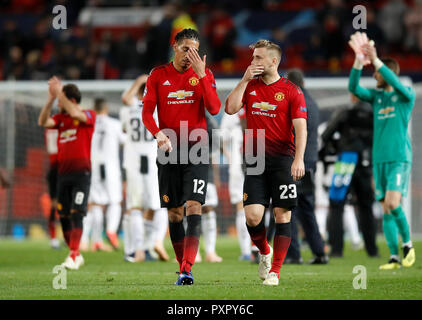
[120,97,158,170]
[91,114,126,169]
[220,112,243,166]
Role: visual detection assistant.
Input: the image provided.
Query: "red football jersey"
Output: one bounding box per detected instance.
[52,110,96,175]
[242,77,307,157]
[142,62,220,144]
[44,128,59,168]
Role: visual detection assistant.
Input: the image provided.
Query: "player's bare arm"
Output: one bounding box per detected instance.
[38,82,57,128]
[122,74,148,105]
[291,118,307,181]
[49,76,88,123]
[225,65,264,114]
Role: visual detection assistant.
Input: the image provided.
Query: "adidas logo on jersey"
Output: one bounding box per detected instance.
[249,91,257,96]
[163,80,171,86]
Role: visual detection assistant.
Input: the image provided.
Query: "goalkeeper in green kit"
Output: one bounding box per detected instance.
[348,32,416,270]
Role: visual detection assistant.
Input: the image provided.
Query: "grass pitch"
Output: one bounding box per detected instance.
[0,236,421,300]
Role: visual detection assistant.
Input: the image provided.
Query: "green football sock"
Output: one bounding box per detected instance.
[383,213,399,256]
[391,205,410,244]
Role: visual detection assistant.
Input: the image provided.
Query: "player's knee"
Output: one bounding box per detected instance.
[186,201,201,214]
[245,214,261,227]
[168,207,183,223]
[274,208,291,223]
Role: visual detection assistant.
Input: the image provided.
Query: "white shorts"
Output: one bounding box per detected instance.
[204,183,218,207]
[89,164,122,205]
[126,155,160,210]
[228,164,244,205]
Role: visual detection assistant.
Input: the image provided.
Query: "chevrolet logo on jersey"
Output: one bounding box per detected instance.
[59,129,77,143]
[252,102,277,111]
[168,90,194,100]
[378,106,395,115]
[60,129,77,139]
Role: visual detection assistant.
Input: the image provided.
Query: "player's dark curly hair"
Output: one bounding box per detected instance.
[62,84,81,104]
[174,28,199,43]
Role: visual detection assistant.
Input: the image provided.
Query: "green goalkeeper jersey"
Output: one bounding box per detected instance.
[349,65,416,164]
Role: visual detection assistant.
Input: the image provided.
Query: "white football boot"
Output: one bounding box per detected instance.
[263,272,279,286]
[258,245,273,280]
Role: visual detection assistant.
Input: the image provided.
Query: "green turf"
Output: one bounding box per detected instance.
[0,237,421,300]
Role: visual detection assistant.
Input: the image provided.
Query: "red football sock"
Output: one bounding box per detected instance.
[69,228,82,259]
[269,222,292,275]
[63,231,71,247]
[48,220,56,239]
[247,221,270,255]
[181,235,199,274]
[172,240,185,271]
[181,215,201,274]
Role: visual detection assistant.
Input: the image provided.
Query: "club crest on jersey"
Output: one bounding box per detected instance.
[252,102,277,111]
[274,92,285,101]
[168,90,194,100]
[189,77,199,86]
[163,195,170,203]
[73,119,79,126]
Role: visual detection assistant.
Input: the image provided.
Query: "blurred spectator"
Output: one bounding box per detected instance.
[0,20,23,58]
[1,0,421,79]
[377,0,408,48]
[144,0,181,70]
[203,4,237,63]
[3,46,25,80]
[316,0,348,66]
[111,32,140,78]
[364,7,385,48]
[24,50,48,80]
[404,0,422,53]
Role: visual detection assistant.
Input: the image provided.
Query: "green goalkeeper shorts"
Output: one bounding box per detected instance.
[373,162,411,201]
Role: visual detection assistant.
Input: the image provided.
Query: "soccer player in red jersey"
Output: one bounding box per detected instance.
[38,76,96,270]
[44,128,60,249]
[142,28,221,285]
[226,40,307,286]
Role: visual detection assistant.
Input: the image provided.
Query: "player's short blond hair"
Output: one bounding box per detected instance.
[249,40,282,62]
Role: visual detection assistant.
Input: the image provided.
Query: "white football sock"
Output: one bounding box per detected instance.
[143,218,156,251]
[130,209,144,251]
[344,204,361,246]
[122,213,133,256]
[106,203,122,234]
[201,210,217,254]
[315,207,328,240]
[236,210,251,256]
[81,210,93,244]
[403,240,413,248]
[264,208,271,228]
[91,205,104,244]
[153,208,168,242]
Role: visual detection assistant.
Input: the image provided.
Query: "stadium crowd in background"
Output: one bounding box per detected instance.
[1,0,422,81]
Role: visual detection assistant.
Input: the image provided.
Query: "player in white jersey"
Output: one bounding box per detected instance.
[80,98,126,251]
[195,114,223,263]
[120,74,169,262]
[220,110,252,261]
